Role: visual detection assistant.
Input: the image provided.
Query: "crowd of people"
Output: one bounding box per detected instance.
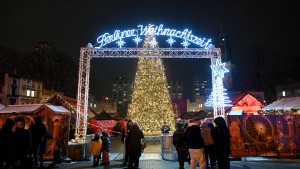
[89,117,229,169]
[0,116,61,169]
[90,120,144,169]
[173,116,230,169]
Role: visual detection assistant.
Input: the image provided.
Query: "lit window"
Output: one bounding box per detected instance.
[90,103,93,107]
[31,91,35,97]
[94,104,96,108]
[26,90,30,96]
[282,91,286,96]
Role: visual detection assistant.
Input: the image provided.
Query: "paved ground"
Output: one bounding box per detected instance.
[47,137,300,169]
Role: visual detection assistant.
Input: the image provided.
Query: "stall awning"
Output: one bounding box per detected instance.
[261,96,300,111]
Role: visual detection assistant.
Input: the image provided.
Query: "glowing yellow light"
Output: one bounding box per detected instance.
[128,31,175,135]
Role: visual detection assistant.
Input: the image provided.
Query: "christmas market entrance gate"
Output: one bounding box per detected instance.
[76,47,228,140]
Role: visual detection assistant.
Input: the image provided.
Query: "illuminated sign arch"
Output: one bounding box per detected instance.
[76,24,231,145]
[95,24,213,49]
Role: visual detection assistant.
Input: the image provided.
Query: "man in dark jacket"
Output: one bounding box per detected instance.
[0,118,15,169]
[121,119,133,166]
[212,117,230,169]
[29,116,47,169]
[127,122,144,168]
[184,117,206,169]
[173,121,188,169]
[14,117,32,169]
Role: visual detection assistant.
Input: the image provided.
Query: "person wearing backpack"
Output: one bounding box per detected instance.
[173,121,188,169]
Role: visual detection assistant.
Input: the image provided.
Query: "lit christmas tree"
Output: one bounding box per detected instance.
[128,27,175,135]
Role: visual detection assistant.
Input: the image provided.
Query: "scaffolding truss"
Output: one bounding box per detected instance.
[76,46,227,141]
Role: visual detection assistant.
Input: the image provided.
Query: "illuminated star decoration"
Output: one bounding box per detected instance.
[149,38,158,48]
[116,38,125,48]
[210,59,229,78]
[181,39,190,48]
[133,36,142,46]
[166,36,176,47]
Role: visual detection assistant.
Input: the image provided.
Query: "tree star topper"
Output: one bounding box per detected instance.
[211,59,229,78]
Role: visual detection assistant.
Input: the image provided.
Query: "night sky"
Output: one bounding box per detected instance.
[0,1,299,99]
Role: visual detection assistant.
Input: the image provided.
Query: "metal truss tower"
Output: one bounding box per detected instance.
[76,46,228,141]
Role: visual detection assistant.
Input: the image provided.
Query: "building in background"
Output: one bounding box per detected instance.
[190,77,211,112]
[167,80,183,99]
[192,77,211,100]
[88,95,117,115]
[112,76,133,115]
[276,81,300,99]
[1,73,43,106]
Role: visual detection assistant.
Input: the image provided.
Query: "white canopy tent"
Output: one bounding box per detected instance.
[260,96,300,114]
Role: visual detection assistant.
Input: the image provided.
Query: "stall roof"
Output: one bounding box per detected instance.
[261,96,300,111]
[44,94,96,117]
[0,104,70,114]
[0,104,41,113]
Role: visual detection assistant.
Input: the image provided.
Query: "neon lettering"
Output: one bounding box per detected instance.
[95,24,213,48]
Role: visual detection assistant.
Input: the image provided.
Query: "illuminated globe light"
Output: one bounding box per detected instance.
[95,24,213,49]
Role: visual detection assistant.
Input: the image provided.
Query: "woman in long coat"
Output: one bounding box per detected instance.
[212,117,230,169]
[127,122,144,168]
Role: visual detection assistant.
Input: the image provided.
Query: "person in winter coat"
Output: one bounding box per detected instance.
[184,117,206,169]
[47,141,63,169]
[200,121,216,168]
[100,130,111,165]
[121,119,133,166]
[0,118,15,169]
[14,117,32,169]
[127,122,144,168]
[90,133,102,167]
[212,117,230,169]
[29,116,48,169]
[173,121,188,169]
